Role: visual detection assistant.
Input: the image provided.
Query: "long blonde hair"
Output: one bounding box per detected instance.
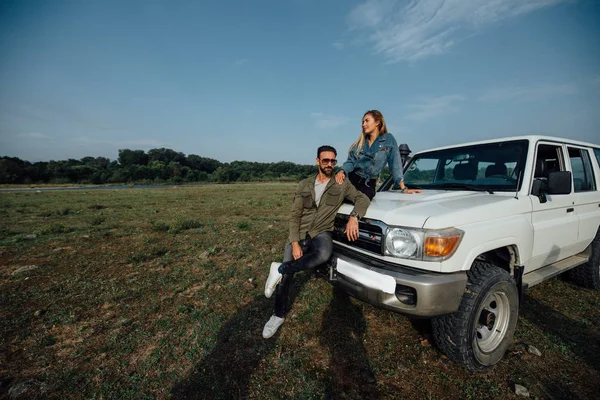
[349,110,388,156]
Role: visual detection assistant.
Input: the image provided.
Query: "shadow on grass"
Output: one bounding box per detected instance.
[519,293,600,399]
[320,287,380,399]
[520,294,600,372]
[171,272,311,399]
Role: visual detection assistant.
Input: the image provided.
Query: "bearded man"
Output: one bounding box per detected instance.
[262,145,370,338]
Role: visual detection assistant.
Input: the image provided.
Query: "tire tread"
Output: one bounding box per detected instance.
[432,261,517,370]
[570,230,600,290]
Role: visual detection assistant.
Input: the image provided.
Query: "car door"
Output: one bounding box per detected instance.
[566,146,600,251]
[528,142,579,271]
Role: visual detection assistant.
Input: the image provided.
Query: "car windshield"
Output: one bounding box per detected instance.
[382,139,529,192]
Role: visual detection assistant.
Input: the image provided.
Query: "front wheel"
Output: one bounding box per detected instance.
[432,261,519,370]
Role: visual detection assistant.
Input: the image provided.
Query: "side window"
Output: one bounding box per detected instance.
[594,149,600,168]
[534,144,564,180]
[568,147,597,192]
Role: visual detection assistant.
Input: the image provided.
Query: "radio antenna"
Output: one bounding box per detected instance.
[514,170,522,200]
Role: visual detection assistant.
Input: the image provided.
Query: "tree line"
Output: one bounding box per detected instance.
[0,148,318,185]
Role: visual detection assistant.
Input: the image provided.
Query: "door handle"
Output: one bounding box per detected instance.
[566,208,574,213]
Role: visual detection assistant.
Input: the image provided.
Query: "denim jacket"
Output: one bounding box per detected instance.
[341,133,404,187]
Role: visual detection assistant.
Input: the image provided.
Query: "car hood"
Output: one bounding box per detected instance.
[338,190,529,229]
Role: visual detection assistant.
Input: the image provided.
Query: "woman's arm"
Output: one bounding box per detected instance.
[341,147,358,177]
[336,147,359,184]
[386,135,404,188]
[387,135,421,194]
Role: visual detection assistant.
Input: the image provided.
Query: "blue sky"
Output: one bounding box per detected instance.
[1,0,599,164]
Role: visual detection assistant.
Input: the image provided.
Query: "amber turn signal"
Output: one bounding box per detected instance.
[424,235,461,257]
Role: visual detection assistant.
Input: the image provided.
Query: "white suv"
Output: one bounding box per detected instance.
[330,135,600,369]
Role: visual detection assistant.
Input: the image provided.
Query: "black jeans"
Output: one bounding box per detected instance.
[348,171,377,200]
[274,232,333,318]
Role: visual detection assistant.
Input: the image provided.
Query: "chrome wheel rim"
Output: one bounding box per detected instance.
[475,290,511,352]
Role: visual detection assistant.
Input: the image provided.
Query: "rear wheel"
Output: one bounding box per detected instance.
[570,229,600,290]
[432,261,519,370]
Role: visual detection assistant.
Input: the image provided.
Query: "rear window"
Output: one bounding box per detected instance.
[568,147,596,192]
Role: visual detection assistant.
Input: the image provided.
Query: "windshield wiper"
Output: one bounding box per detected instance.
[432,183,494,194]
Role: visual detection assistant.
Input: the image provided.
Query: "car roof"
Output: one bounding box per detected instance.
[413,135,599,155]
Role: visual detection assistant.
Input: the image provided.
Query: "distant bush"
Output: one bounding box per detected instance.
[1,150,317,185]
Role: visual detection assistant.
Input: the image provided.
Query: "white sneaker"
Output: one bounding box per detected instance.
[262,315,285,339]
[264,262,282,298]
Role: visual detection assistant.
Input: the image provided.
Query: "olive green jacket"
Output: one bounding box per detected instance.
[289,175,370,243]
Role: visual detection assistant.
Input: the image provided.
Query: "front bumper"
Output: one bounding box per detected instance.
[329,246,467,317]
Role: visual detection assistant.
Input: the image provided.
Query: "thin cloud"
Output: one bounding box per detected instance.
[479,83,577,102]
[310,112,349,129]
[591,76,600,86]
[19,132,50,139]
[235,58,249,66]
[347,0,569,62]
[332,41,344,50]
[405,95,465,121]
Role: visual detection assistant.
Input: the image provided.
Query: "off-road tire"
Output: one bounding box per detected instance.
[570,229,600,290]
[432,261,519,370]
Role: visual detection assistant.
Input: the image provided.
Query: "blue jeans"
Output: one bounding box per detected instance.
[274,232,333,317]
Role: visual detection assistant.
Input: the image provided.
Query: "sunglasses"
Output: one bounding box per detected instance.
[319,158,337,165]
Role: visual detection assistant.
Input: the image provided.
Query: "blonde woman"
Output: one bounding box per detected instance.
[335,110,421,199]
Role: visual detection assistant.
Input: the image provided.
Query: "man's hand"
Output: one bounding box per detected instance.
[335,170,345,185]
[292,241,303,260]
[344,216,359,241]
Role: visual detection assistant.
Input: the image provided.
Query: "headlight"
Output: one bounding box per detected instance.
[385,228,422,259]
[384,226,464,261]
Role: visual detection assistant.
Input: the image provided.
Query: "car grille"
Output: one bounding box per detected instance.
[333,215,387,255]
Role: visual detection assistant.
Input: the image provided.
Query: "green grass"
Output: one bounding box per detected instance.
[1,183,599,399]
[37,223,75,235]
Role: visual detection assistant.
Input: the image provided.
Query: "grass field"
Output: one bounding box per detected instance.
[1,183,599,399]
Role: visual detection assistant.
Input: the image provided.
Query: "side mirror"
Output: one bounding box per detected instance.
[547,171,572,195]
